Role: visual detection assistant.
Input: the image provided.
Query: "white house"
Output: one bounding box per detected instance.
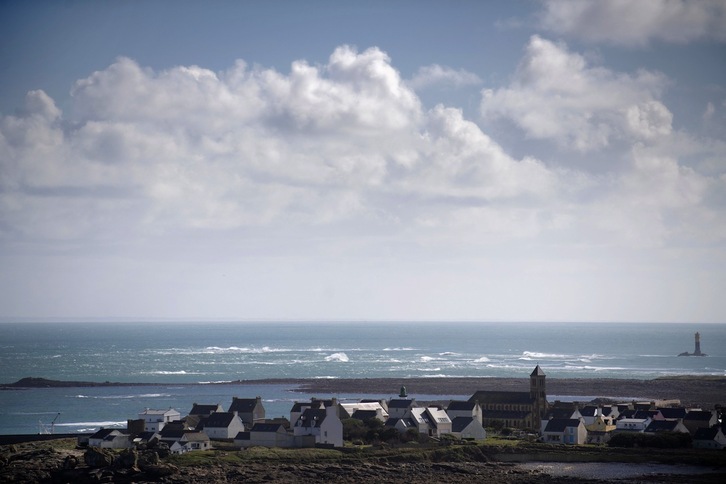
[615,418,651,433]
[542,418,587,445]
[202,412,246,440]
[425,407,452,437]
[88,429,131,449]
[293,404,343,447]
[451,417,487,440]
[446,400,482,424]
[387,398,416,419]
[169,431,211,454]
[138,408,181,432]
[693,427,726,450]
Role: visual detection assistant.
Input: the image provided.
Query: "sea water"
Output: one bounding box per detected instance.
[0,321,724,434]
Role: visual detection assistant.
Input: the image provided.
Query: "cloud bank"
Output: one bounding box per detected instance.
[540,0,726,46]
[1,42,724,321]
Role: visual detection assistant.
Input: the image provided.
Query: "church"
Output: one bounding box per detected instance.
[468,365,548,431]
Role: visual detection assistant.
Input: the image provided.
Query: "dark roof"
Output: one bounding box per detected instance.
[297,409,327,428]
[250,423,285,433]
[545,408,575,420]
[658,408,687,419]
[579,406,597,417]
[183,431,210,442]
[384,417,415,428]
[684,410,715,421]
[228,397,261,413]
[159,427,185,439]
[235,431,250,441]
[351,410,378,421]
[90,428,117,440]
[693,427,720,441]
[203,412,240,428]
[451,417,476,433]
[644,420,681,433]
[530,365,546,377]
[470,391,534,405]
[544,419,582,433]
[447,400,476,411]
[388,399,414,409]
[189,404,220,416]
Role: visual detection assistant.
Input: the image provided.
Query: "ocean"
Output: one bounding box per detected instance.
[1,321,724,435]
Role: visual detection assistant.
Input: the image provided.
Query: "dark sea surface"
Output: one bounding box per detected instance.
[1,321,724,434]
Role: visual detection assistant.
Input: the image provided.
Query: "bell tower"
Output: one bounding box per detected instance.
[530,365,547,419]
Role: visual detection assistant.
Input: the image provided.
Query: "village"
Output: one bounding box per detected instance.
[80,366,726,453]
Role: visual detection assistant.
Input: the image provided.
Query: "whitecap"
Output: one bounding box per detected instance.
[325,352,349,362]
[472,356,490,363]
[56,421,125,428]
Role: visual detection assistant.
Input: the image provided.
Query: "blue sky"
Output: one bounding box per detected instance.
[1,1,725,322]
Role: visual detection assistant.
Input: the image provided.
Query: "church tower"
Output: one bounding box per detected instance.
[530,365,547,420]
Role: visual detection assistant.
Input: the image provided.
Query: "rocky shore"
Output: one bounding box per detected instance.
[2,438,725,484]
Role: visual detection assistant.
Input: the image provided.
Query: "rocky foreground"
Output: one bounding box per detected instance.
[2,438,726,484]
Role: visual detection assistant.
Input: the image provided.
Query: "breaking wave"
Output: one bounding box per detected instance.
[325,352,349,362]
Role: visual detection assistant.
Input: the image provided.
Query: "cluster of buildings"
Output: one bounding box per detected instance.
[84,366,725,452]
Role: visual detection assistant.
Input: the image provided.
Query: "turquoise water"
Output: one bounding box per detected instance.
[0,321,724,434]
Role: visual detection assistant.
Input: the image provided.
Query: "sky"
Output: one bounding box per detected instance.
[1,0,725,323]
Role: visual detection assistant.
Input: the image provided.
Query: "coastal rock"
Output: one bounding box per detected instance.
[84,447,114,468]
[113,448,138,469]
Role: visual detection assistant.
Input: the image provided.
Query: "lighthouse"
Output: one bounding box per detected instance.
[693,332,703,356]
[678,331,707,357]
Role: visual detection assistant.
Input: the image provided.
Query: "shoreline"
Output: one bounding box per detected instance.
[3,375,725,408]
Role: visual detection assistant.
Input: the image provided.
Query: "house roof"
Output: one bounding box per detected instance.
[544,419,581,433]
[469,391,534,405]
[579,406,597,417]
[235,431,250,441]
[189,404,221,416]
[203,412,240,429]
[297,409,327,428]
[250,423,285,433]
[90,428,118,440]
[545,408,575,420]
[530,365,546,377]
[385,417,415,428]
[159,427,185,439]
[228,397,261,413]
[139,408,179,416]
[644,420,681,433]
[447,400,476,411]
[388,398,415,408]
[182,431,210,442]
[658,408,687,419]
[351,410,379,421]
[451,417,476,433]
[684,410,714,421]
[693,427,721,441]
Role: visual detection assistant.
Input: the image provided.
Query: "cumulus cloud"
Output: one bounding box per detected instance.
[480,36,671,151]
[408,64,482,90]
[539,0,726,46]
[0,46,560,246]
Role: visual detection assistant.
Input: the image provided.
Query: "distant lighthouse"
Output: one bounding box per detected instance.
[678,331,707,357]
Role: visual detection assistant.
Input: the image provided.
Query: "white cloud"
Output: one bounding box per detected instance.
[0,47,560,245]
[408,64,482,90]
[540,0,726,46]
[480,36,671,151]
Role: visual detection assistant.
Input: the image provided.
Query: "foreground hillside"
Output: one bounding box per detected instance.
[2,437,725,483]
